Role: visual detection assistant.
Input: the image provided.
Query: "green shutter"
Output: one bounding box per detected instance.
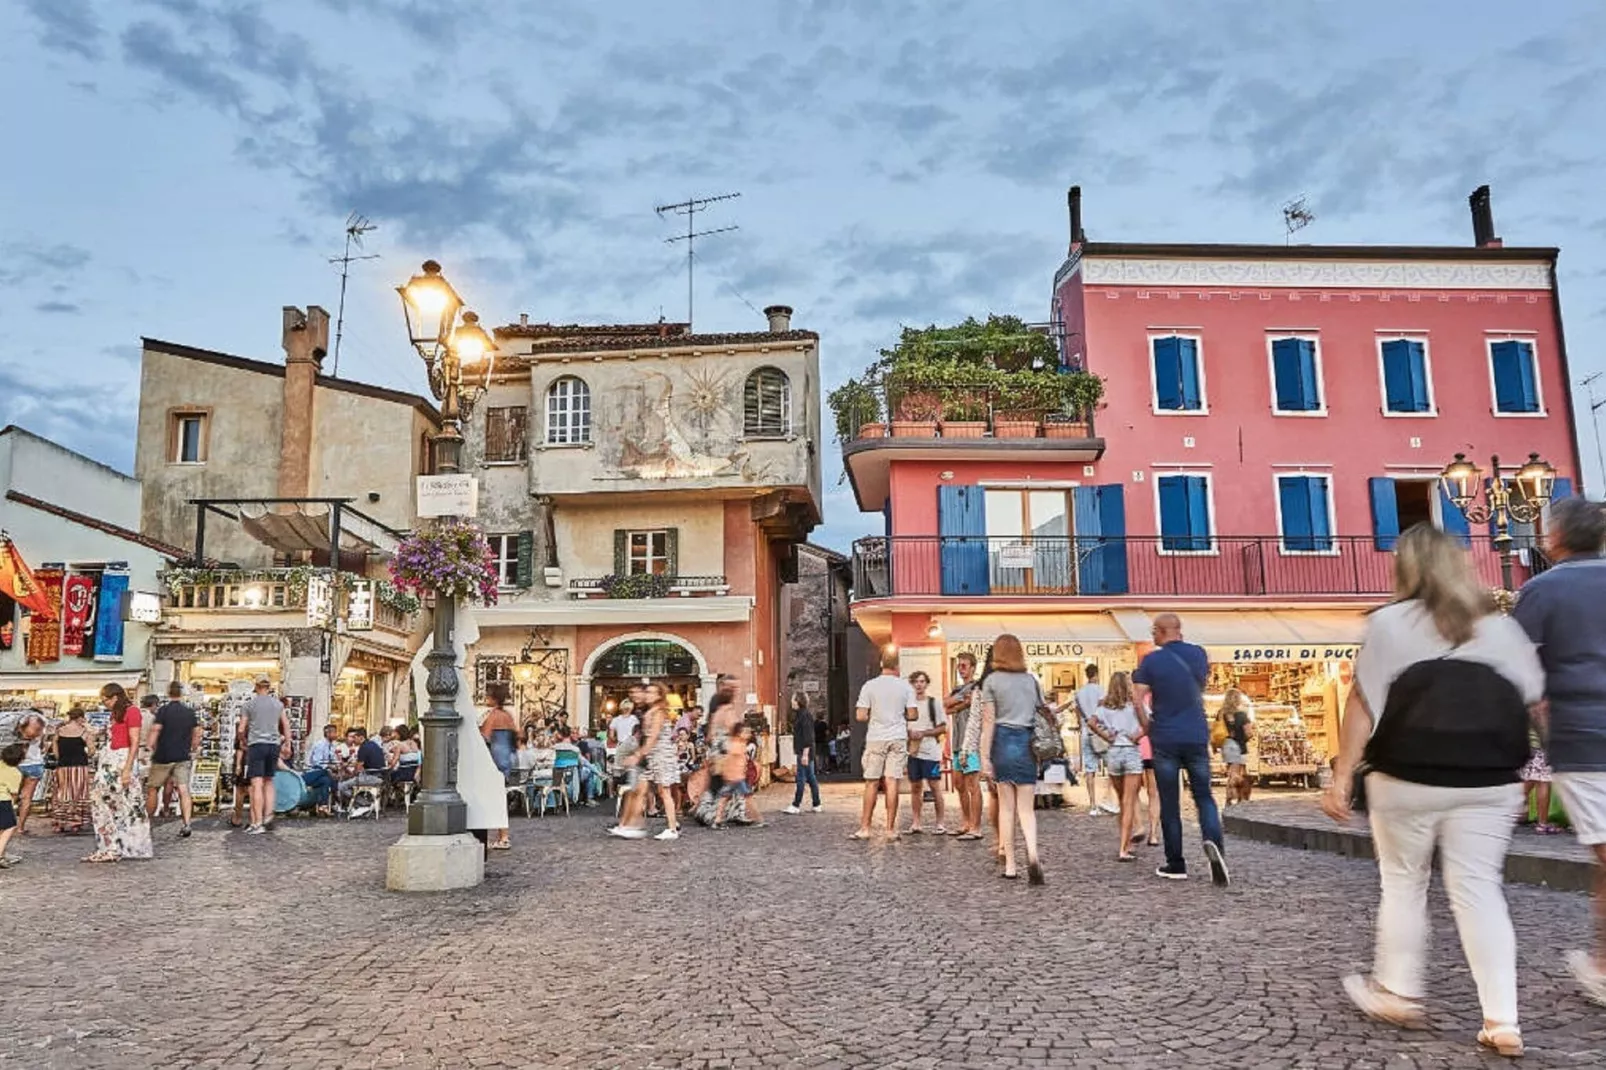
[613,530,627,576]
[665,528,679,577]
[515,531,535,588]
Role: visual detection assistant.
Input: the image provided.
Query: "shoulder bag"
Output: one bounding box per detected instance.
[1030,677,1066,762]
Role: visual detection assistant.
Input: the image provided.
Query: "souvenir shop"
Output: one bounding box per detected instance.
[1203,643,1356,786]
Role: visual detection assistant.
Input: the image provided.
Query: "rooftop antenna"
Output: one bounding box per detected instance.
[327,212,379,376]
[1282,195,1315,245]
[1583,372,1606,497]
[655,192,740,329]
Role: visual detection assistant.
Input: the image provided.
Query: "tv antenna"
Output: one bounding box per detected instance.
[1282,195,1316,244]
[1582,372,1606,496]
[656,192,740,328]
[328,212,379,376]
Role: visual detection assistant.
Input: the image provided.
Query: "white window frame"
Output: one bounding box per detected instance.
[626,529,671,576]
[1147,331,1209,416]
[486,533,519,588]
[172,412,207,465]
[1374,334,1438,418]
[1484,334,1548,418]
[545,377,592,445]
[1151,469,1219,557]
[743,367,792,438]
[1272,471,1339,556]
[1265,334,1327,417]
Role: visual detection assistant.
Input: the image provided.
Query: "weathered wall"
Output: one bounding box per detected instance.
[555,500,726,579]
[306,387,433,533]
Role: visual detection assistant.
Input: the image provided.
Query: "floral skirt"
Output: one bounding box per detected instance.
[91,747,152,859]
[52,765,92,831]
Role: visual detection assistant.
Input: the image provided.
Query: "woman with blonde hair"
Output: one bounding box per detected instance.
[1217,688,1255,806]
[979,634,1046,884]
[1088,672,1145,861]
[1323,524,1544,1057]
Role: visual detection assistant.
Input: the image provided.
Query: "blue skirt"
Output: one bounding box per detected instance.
[991,724,1037,785]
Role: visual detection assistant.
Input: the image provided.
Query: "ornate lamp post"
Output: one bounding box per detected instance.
[1439,451,1557,591]
[397,260,495,838]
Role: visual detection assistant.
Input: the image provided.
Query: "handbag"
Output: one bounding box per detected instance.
[1030,679,1066,762]
[1209,716,1229,751]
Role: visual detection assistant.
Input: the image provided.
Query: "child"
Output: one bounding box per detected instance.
[712,724,762,829]
[0,742,26,868]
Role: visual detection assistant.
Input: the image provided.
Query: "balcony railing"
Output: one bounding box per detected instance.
[851,535,1514,600]
[839,376,1096,443]
[568,574,732,599]
[164,567,417,632]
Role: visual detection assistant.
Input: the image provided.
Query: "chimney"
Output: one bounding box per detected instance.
[519,313,529,327]
[277,305,329,500]
[764,304,793,333]
[1469,185,1501,248]
[1068,185,1085,247]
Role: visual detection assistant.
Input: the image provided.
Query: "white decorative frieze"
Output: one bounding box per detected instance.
[1080,256,1550,291]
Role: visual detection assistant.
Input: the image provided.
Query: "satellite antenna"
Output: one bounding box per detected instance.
[328,212,379,377]
[1282,195,1315,244]
[655,192,740,328]
[1583,372,1606,496]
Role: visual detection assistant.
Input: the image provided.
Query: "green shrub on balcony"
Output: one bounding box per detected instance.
[598,572,673,599]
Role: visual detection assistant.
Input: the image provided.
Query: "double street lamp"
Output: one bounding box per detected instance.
[397,260,496,837]
[1439,451,1557,592]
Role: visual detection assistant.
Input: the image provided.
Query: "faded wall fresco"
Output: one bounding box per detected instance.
[602,366,775,482]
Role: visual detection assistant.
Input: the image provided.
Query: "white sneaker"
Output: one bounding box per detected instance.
[810,805,825,813]
[1099,803,1121,815]
[244,825,266,836]
[607,825,649,840]
[1567,950,1606,1007]
[654,828,680,841]
[782,805,802,815]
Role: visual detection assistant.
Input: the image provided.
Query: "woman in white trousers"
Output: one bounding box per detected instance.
[1324,525,1545,1058]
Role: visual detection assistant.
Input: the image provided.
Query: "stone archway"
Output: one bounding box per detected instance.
[576,631,715,729]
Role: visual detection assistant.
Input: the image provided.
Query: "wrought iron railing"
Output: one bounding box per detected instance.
[851,535,1513,599]
[568,574,732,599]
[837,376,1096,443]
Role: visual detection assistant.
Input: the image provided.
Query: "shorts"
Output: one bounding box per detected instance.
[1080,731,1106,775]
[952,752,981,775]
[1554,772,1606,845]
[1521,749,1552,783]
[245,743,280,781]
[717,779,752,799]
[1221,739,1247,766]
[1105,744,1143,777]
[990,725,1036,785]
[862,739,908,781]
[18,764,43,782]
[147,760,193,791]
[0,800,14,830]
[907,757,942,782]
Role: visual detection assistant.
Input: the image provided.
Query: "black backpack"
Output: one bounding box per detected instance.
[1363,657,1530,789]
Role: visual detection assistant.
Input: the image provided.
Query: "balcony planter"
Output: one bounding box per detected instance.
[1042,415,1090,439]
[939,421,986,438]
[857,421,887,439]
[890,420,938,438]
[992,415,1041,439]
[598,572,673,599]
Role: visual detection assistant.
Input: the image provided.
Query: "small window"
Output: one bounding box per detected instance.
[486,533,519,587]
[483,406,528,462]
[1151,335,1204,412]
[743,368,791,437]
[1276,475,1334,553]
[1156,474,1212,552]
[1380,338,1432,414]
[628,530,671,575]
[1490,339,1541,414]
[474,655,513,703]
[545,377,591,444]
[1269,337,1323,414]
[170,411,208,464]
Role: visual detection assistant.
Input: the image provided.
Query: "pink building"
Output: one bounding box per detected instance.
[846,185,1579,771]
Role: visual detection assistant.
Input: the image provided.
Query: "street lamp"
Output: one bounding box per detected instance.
[1439,451,1557,591]
[397,260,497,838]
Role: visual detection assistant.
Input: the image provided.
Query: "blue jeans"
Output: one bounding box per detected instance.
[791,759,821,808]
[302,768,335,807]
[1151,741,1224,872]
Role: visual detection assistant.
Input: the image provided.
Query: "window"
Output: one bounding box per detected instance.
[1150,335,1205,412]
[1489,339,1541,414]
[743,368,791,437]
[1269,337,1323,414]
[1276,474,1334,553]
[1379,338,1432,414]
[613,529,678,576]
[1368,477,1443,550]
[982,488,1073,593]
[545,377,591,444]
[474,655,512,703]
[1156,474,1213,552]
[483,406,528,462]
[169,411,208,464]
[487,533,519,587]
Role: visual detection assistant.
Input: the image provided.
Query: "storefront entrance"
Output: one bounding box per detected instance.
[589,638,703,718]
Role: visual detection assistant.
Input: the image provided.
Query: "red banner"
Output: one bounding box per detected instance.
[61,573,97,657]
[0,539,53,616]
[25,569,63,664]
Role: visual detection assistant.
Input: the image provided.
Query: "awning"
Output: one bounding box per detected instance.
[239,503,400,557]
[937,613,1131,655]
[0,670,144,693]
[1161,609,1364,662]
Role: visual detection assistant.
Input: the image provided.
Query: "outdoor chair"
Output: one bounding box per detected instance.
[506,766,539,818]
[541,753,580,817]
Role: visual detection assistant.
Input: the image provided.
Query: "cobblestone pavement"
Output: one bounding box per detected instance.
[3,783,1605,1069]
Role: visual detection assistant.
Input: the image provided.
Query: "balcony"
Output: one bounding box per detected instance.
[164,567,419,633]
[851,535,1515,601]
[568,574,732,599]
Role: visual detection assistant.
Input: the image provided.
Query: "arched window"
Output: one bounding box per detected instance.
[545,376,591,444]
[743,367,790,438]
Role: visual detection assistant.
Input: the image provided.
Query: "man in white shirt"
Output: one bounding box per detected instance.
[1074,665,1116,815]
[852,649,918,840]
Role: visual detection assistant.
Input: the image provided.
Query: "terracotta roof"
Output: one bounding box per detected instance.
[1076,241,1558,262]
[495,327,819,357]
[5,491,190,560]
[495,322,692,339]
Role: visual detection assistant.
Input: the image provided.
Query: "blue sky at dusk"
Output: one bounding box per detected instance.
[3,0,1605,551]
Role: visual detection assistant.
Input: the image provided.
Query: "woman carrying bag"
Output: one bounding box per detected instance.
[1322,525,1544,1058]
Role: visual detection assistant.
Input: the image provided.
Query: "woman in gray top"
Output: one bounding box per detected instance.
[979,634,1047,885]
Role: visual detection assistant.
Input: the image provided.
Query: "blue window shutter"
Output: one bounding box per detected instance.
[1308,476,1332,550]
[1279,476,1313,551]
[1517,342,1538,411]
[1298,340,1321,410]
[1158,476,1189,551]
[1178,338,1202,409]
[1381,341,1410,411]
[1153,336,1182,409]
[1406,341,1429,411]
[1185,476,1211,550]
[1271,338,1302,411]
[1491,341,1524,412]
[938,485,989,596]
[1437,482,1471,546]
[1553,477,1574,502]
[1097,484,1128,593]
[1072,486,1103,594]
[1369,477,1400,551]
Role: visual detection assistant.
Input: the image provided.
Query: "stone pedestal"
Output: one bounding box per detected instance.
[385,833,484,892]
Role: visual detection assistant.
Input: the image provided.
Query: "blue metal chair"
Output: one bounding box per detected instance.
[542,752,581,816]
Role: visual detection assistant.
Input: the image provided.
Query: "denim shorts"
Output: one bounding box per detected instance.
[1222,740,1247,766]
[1105,745,1143,777]
[18,764,43,781]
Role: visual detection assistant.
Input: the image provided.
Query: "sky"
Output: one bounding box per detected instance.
[3,0,1606,552]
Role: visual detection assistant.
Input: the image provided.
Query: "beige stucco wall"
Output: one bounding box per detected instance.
[306,387,431,533]
[555,500,726,579]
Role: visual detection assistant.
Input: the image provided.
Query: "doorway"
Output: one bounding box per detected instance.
[984,488,1076,594]
[1391,479,1435,532]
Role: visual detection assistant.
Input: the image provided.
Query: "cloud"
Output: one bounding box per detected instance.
[20,0,105,61]
[0,241,92,287]
[35,301,81,315]
[0,363,135,472]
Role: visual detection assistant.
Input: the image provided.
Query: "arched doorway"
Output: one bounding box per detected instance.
[582,634,709,725]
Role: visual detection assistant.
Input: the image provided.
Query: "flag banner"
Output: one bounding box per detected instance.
[25,568,64,664]
[61,573,97,657]
[93,570,130,662]
[0,592,14,650]
[0,539,53,616]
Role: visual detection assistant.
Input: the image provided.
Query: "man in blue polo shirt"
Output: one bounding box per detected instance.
[1133,612,1228,885]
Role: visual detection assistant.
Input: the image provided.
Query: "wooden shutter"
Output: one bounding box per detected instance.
[507,406,528,460]
[613,530,627,576]
[515,531,535,588]
[937,485,989,595]
[664,528,679,577]
[1369,477,1400,551]
[1177,339,1202,409]
[1152,337,1182,409]
[1436,483,1471,546]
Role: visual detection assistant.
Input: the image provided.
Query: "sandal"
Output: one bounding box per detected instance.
[956,832,983,841]
[1027,861,1045,886]
[1535,823,1563,835]
[1341,974,1426,1029]
[931,826,948,835]
[81,852,119,864]
[848,829,871,841]
[1477,1026,1524,1058]
[1000,870,1019,880]
[1117,853,1136,862]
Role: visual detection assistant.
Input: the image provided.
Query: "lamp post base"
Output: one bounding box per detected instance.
[407,797,467,837]
[386,833,484,892]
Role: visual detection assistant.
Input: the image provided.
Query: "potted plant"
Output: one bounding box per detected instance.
[1042,412,1089,439]
[1042,371,1104,437]
[890,388,941,437]
[939,392,986,438]
[991,376,1043,438]
[599,572,673,599]
[388,519,501,605]
[827,378,883,441]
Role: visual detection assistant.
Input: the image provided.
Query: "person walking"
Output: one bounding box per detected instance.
[480,684,518,850]
[50,707,94,835]
[1512,497,1606,1006]
[1217,688,1255,807]
[1073,666,1115,816]
[1324,524,1542,1058]
[783,694,822,815]
[1088,672,1145,861]
[851,649,917,840]
[945,652,982,839]
[903,671,947,835]
[145,681,202,839]
[242,676,290,836]
[84,683,152,862]
[979,634,1045,884]
[1133,613,1228,885]
[641,683,682,841]
[11,712,46,836]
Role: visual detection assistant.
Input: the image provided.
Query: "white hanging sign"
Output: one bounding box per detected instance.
[996,542,1035,569]
[417,474,479,517]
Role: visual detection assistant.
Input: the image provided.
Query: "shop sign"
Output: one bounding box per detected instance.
[996,542,1034,569]
[1209,645,1358,663]
[124,591,163,624]
[306,574,334,628]
[949,639,1127,660]
[416,474,479,518]
[345,581,374,632]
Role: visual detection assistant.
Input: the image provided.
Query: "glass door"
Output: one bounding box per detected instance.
[985,489,1076,594]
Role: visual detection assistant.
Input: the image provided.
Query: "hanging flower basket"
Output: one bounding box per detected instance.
[389,519,500,605]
